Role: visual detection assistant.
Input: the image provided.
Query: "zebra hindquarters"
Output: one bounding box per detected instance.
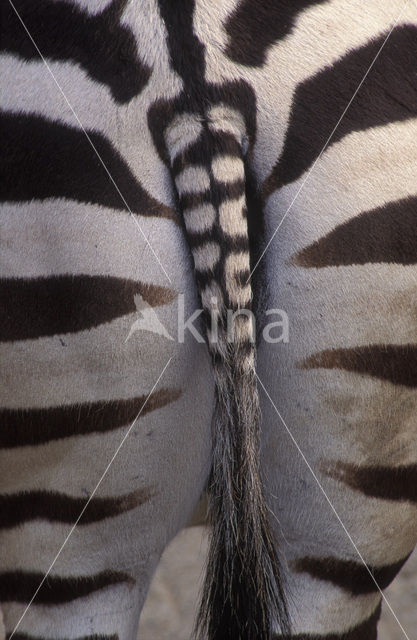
[0,196,216,638]
[0,2,215,630]
[257,16,417,634]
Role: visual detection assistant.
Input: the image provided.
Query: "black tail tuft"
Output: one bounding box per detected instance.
[196,341,290,640]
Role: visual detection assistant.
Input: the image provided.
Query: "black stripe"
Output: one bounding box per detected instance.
[0,274,175,342]
[172,133,241,176]
[293,197,417,267]
[157,0,206,107]
[0,569,133,604]
[9,635,118,640]
[245,160,267,298]
[187,229,219,249]
[212,180,246,208]
[263,25,417,198]
[234,269,251,287]
[147,80,257,168]
[0,388,181,448]
[0,112,175,221]
[293,554,410,595]
[300,344,417,388]
[187,230,249,253]
[225,0,326,66]
[195,270,224,293]
[236,340,255,357]
[273,603,381,640]
[179,180,246,212]
[224,236,250,254]
[179,190,212,211]
[1,0,150,103]
[0,488,154,529]
[325,461,417,503]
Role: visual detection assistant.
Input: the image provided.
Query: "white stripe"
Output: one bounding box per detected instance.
[175,166,210,194]
[5,0,172,285]
[219,195,247,236]
[249,0,412,282]
[183,203,216,233]
[208,104,246,142]
[8,357,173,638]
[212,155,243,184]
[255,373,412,640]
[165,113,203,162]
[193,242,220,272]
[224,252,251,305]
[201,281,224,311]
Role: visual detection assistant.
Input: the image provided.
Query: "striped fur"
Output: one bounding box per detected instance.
[150,3,288,635]
[1,1,417,639]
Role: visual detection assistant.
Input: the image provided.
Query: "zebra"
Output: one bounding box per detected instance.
[1,0,416,639]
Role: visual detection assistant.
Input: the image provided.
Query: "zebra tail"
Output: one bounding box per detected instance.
[167,117,290,639]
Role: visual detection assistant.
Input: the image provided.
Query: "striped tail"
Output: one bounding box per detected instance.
[165,108,289,639]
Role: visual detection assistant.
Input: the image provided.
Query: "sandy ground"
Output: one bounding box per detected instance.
[139,526,417,640]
